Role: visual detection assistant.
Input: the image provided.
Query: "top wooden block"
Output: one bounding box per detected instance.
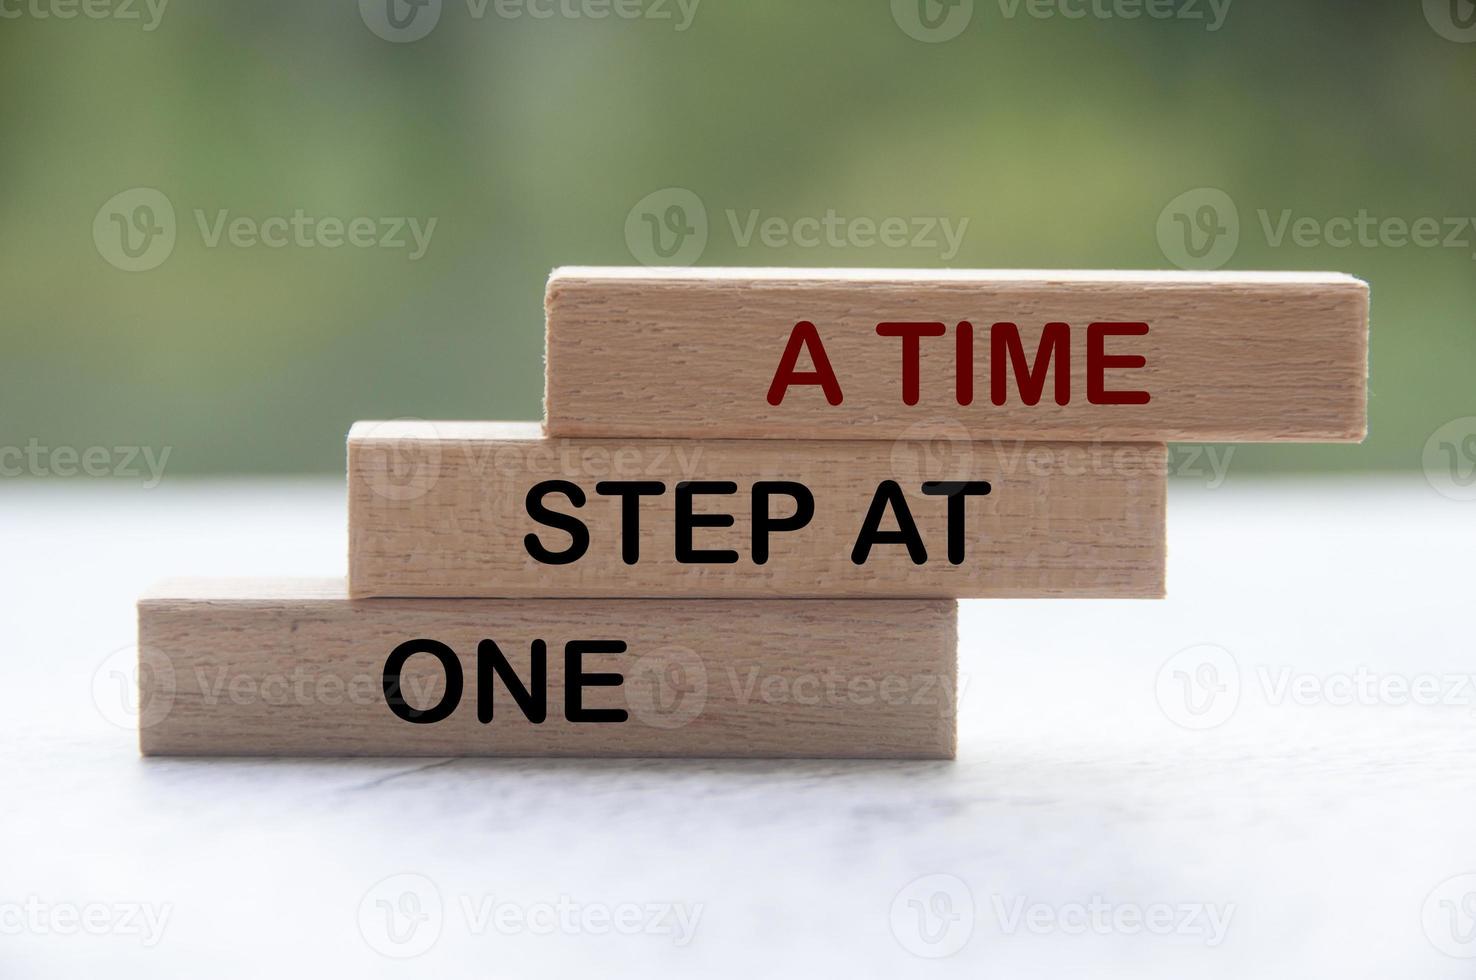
[544,268,1369,442]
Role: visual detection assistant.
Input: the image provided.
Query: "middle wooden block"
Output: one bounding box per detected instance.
[348,421,1166,599]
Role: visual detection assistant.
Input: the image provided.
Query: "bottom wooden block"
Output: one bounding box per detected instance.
[137,579,958,759]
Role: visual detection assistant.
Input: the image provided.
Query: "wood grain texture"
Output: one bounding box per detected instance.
[137,579,957,759]
[347,421,1166,599]
[544,267,1369,442]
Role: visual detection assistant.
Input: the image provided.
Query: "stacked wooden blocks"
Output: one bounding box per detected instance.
[138,268,1369,758]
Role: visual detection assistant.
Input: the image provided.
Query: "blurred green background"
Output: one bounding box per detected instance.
[2,0,1472,477]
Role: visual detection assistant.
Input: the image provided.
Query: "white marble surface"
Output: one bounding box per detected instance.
[2,477,1474,977]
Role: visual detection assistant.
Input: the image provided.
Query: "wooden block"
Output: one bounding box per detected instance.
[544,267,1368,442]
[137,579,957,759]
[347,421,1166,599]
